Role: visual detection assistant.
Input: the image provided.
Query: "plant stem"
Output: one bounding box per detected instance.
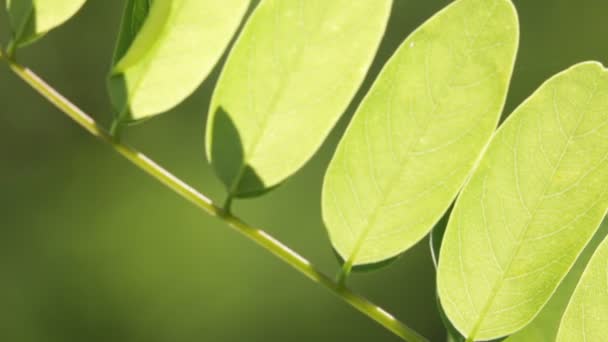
[222,193,234,215]
[109,118,124,142]
[336,259,354,287]
[5,59,429,342]
[6,39,17,60]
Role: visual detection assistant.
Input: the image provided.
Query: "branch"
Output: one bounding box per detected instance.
[4,57,428,342]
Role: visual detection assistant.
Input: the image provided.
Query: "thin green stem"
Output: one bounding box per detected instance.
[222,193,234,215]
[109,118,124,142]
[5,59,428,342]
[6,39,17,60]
[336,259,354,287]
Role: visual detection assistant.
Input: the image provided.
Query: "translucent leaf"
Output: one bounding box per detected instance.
[506,218,608,342]
[108,0,250,122]
[322,0,518,267]
[6,0,86,47]
[437,62,608,340]
[205,0,392,198]
[556,224,608,342]
[109,0,151,67]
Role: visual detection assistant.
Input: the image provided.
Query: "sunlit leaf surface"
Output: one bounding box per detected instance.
[206,0,392,197]
[438,62,608,340]
[323,0,518,266]
[108,0,249,122]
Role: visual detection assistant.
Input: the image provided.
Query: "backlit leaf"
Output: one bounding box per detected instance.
[556,224,608,342]
[506,218,608,342]
[205,0,392,198]
[108,0,250,123]
[322,0,518,267]
[6,0,86,47]
[438,62,608,340]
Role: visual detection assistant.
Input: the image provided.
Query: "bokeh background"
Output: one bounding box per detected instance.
[1,1,608,341]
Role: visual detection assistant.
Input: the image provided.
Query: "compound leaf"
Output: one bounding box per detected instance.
[438,62,608,340]
[556,225,608,342]
[108,0,250,123]
[6,0,86,48]
[322,0,518,267]
[206,0,392,198]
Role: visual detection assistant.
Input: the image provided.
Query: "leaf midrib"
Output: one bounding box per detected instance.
[117,0,185,118]
[467,77,600,340]
[227,1,333,195]
[342,1,504,265]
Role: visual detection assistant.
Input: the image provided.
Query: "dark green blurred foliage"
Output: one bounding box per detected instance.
[1,1,608,341]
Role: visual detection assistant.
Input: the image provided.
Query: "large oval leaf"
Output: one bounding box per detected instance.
[556,229,608,341]
[108,0,250,122]
[437,62,608,340]
[322,0,518,267]
[6,0,86,47]
[205,0,392,198]
[507,217,608,342]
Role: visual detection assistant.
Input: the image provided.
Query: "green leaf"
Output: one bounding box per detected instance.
[108,0,250,123]
[437,62,608,340]
[322,0,518,267]
[6,0,86,48]
[556,224,608,342]
[506,218,608,342]
[109,0,152,67]
[432,207,513,342]
[205,0,392,198]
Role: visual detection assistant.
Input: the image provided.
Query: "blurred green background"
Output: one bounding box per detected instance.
[1,1,608,341]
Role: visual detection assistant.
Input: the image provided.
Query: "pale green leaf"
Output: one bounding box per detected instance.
[507,218,608,342]
[556,224,608,342]
[109,0,151,67]
[437,62,608,340]
[205,0,392,198]
[108,0,250,122]
[6,0,86,47]
[322,0,518,267]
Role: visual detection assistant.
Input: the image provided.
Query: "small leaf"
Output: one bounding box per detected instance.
[6,0,86,48]
[506,217,608,342]
[432,206,512,342]
[108,0,250,123]
[437,62,608,340]
[205,0,392,198]
[556,227,608,342]
[109,0,151,67]
[322,0,518,267]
